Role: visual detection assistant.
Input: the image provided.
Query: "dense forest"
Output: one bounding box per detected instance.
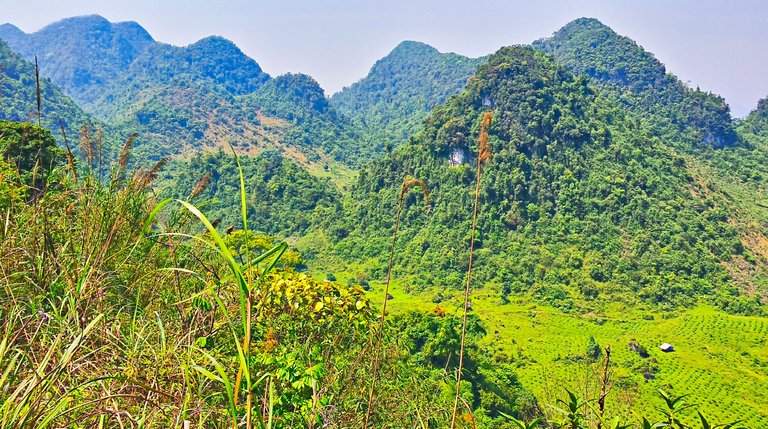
[1,12,767,428]
[325,45,763,315]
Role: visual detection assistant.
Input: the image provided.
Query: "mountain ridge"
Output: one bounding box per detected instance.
[324,43,764,314]
[533,17,740,149]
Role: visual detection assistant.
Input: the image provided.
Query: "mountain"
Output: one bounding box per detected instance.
[331,41,484,151]
[0,38,101,147]
[533,18,739,149]
[323,45,765,314]
[738,97,768,146]
[0,16,362,170]
[243,73,365,165]
[0,16,270,108]
[0,15,156,107]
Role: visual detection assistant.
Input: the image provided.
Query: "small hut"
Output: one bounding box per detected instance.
[660,343,675,352]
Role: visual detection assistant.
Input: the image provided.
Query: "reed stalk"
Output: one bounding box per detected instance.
[363,176,429,429]
[450,111,492,429]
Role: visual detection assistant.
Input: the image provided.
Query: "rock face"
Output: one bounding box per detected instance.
[448,147,466,166]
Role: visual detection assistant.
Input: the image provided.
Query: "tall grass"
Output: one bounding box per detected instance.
[0,311,104,428]
[363,176,429,429]
[144,144,286,429]
[451,111,492,429]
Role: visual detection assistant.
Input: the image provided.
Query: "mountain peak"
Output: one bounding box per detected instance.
[533,17,665,90]
[112,20,154,42]
[41,14,111,31]
[188,35,239,50]
[390,40,440,55]
[330,39,483,151]
[559,17,613,32]
[35,15,153,44]
[0,23,23,36]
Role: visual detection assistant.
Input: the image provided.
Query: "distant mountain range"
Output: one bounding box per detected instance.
[0,16,361,168]
[3,17,768,288]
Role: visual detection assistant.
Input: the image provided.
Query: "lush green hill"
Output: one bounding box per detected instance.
[0,16,268,108]
[0,38,98,145]
[243,73,366,166]
[320,45,765,314]
[0,16,155,107]
[0,15,364,169]
[331,41,484,151]
[533,18,739,149]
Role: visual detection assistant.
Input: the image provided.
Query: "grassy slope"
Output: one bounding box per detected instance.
[359,279,768,426]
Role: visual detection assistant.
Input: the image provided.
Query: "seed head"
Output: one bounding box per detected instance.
[400,177,430,212]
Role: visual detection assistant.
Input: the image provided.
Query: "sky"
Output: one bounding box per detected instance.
[1,0,766,117]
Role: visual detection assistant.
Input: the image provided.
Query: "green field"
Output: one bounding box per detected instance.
[358,278,768,426]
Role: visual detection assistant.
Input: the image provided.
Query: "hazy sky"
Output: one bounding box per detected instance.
[1,0,766,116]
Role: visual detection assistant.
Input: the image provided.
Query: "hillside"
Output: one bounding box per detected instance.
[160,149,343,236]
[0,38,99,146]
[0,16,364,169]
[320,45,765,314]
[242,73,366,166]
[331,41,484,151]
[533,18,739,149]
[738,97,768,146]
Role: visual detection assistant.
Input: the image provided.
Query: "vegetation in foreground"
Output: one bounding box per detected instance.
[1,120,760,428]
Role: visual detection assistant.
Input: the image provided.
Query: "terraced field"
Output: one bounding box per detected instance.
[361,279,768,426]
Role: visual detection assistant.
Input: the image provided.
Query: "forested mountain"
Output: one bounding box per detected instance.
[331,41,484,151]
[242,73,367,166]
[324,45,765,314]
[0,15,269,109]
[533,18,739,149]
[0,15,363,167]
[0,38,99,145]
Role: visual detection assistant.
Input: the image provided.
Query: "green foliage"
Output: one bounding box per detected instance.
[0,158,23,209]
[533,18,740,150]
[0,39,96,144]
[243,74,368,166]
[161,149,342,236]
[326,45,762,313]
[585,336,602,362]
[0,121,63,187]
[392,311,536,424]
[737,97,768,147]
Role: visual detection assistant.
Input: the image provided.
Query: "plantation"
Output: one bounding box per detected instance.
[368,280,768,427]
